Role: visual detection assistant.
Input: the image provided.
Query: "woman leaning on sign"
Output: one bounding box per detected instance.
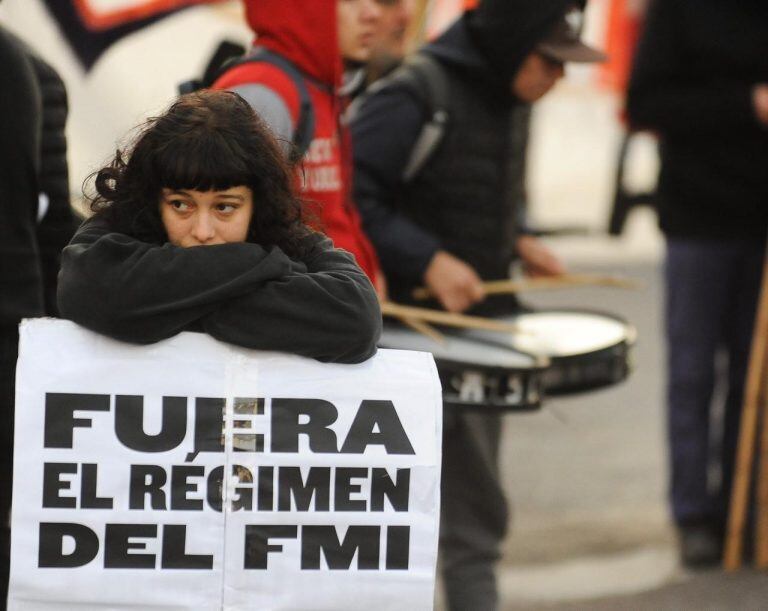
[57,90,381,363]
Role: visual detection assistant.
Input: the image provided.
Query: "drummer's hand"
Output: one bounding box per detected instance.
[516,235,565,277]
[374,270,389,302]
[424,250,485,313]
[753,84,768,127]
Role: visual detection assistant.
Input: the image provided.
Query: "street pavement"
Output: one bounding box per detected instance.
[505,568,768,611]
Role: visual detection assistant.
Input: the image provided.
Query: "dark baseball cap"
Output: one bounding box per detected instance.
[537,4,607,63]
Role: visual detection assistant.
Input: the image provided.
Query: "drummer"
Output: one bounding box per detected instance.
[351,1,606,609]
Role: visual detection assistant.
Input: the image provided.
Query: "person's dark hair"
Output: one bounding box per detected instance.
[87,90,313,258]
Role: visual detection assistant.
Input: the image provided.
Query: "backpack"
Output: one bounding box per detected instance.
[350,53,450,183]
[180,43,316,163]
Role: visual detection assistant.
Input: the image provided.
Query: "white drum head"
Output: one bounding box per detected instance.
[506,311,632,357]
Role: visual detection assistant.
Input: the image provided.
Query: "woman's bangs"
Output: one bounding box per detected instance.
[155,131,252,192]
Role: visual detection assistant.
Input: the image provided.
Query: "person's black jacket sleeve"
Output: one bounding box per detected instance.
[57,218,381,363]
[351,86,441,286]
[201,234,382,363]
[626,0,758,136]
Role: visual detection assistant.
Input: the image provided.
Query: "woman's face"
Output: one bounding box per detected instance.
[159,186,254,247]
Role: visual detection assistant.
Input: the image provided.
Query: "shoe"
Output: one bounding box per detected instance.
[679,523,722,569]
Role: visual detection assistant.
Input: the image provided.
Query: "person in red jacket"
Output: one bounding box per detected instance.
[213,0,385,294]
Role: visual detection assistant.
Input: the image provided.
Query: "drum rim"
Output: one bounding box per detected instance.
[542,348,633,395]
[439,365,546,411]
[431,355,550,374]
[442,398,542,412]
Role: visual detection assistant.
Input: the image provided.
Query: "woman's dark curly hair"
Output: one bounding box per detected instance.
[87,90,312,258]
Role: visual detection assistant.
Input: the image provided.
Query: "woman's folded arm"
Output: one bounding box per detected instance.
[57,218,294,343]
[202,235,382,363]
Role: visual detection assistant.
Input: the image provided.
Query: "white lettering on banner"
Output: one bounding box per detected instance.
[9,319,442,611]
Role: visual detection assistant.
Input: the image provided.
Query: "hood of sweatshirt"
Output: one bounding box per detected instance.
[243,0,341,88]
[424,0,576,94]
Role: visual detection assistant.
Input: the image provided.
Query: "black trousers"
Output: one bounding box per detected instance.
[665,238,764,528]
[440,411,508,611]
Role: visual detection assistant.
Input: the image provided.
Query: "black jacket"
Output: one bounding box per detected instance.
[31,47,79,316]
[58,219,382,364]
[0,27,44,331]
[626,0,768,239]
[0,30,77,331]
[351,1,570,306]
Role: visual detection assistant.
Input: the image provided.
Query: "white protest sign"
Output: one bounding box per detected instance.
[9,319,442,611]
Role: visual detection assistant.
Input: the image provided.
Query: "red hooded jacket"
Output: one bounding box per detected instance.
[213,0,381,283]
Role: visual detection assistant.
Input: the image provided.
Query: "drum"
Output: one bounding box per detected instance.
[379,322,549,412]
[459,309,636,395]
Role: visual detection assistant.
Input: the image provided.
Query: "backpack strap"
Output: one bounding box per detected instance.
[182,46,316,162]
[359,53,450,183]
[233,48,315,162]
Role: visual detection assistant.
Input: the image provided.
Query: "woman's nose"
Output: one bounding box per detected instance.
[191,213,216,243]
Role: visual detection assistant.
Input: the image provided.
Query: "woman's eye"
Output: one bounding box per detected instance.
[169,200,190,211]
[215,203,237,213]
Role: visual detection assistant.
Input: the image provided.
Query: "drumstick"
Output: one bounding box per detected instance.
[412,274,640,300]
[381,301,522,334]
[401,317,446,344]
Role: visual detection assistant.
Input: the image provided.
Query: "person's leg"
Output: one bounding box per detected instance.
[718,239,765,529]
[666,239,730,525]
[440,411,508,611]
